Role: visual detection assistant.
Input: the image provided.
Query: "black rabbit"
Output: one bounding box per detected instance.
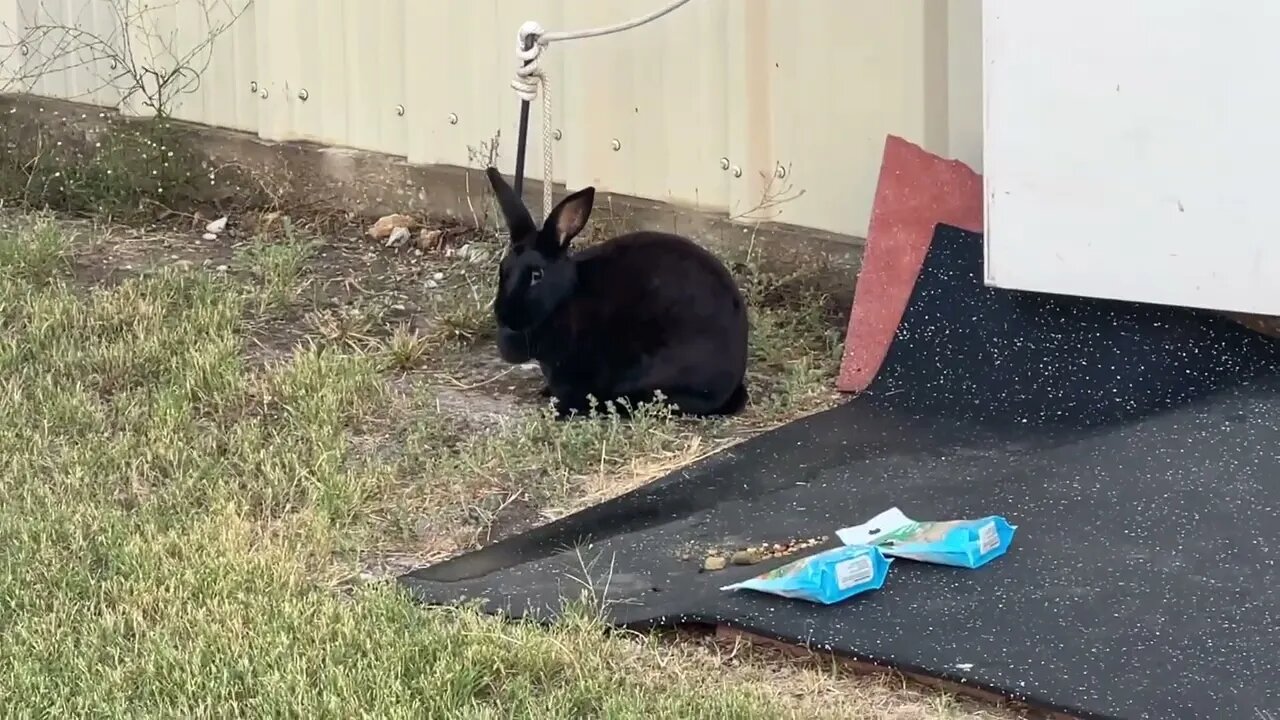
[485,166,750,419]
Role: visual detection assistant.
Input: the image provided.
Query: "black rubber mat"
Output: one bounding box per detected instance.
[400,224,1280,720]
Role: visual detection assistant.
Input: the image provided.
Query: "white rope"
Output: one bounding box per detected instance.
[510,0,695,220]
[512,38,555,219]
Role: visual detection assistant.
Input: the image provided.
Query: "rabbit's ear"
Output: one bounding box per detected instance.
[486,167,536,243]
[544,186,595,250]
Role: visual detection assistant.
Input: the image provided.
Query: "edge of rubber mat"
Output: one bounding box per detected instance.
[701,619,1109,720]
[836,135,984,393]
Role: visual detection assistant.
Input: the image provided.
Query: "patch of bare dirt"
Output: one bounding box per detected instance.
[68,207,521,414]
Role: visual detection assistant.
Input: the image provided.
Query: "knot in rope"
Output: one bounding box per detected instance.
[511,21,547,103]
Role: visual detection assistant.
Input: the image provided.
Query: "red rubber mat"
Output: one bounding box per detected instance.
[836,135,984,393]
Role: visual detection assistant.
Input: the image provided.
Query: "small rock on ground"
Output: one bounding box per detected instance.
[367,214,418,241]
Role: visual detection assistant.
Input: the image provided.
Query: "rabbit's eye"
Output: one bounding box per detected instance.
[529,268,543,285]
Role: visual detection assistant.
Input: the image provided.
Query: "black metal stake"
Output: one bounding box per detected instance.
[512,34,538,199]
[514,102,531,198]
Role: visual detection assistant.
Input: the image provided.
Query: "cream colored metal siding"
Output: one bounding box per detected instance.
[0,0,986,240]
[9,0,123,108]
[737,1,939,232]
[946,0,983,173]
[561,0,731,213]
[164,0,259,134]
[339,0,407,156]
[404,0,569,180]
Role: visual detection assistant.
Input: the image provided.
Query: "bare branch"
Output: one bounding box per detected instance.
[728,162,806,224]
[0,0,252,117]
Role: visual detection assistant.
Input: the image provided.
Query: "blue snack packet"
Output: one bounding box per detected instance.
[719,544,892,605]
[836,507,1017,569]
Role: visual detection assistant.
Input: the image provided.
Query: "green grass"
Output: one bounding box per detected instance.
[156,209,847,558]
[0,115,223,219]
[236,219,321,313]
[0,216,817,718]
[0,212,1013,720]
[383,392,703,546]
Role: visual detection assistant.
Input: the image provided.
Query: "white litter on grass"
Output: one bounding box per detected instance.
[455,243,490,264]
[387,226,412,247]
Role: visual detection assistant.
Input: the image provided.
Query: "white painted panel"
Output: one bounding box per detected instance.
[983,0,1280,315]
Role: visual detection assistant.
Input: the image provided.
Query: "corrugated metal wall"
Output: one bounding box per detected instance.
[0,0,983,239]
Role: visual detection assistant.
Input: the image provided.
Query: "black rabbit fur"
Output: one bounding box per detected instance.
[485,166,750,420]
